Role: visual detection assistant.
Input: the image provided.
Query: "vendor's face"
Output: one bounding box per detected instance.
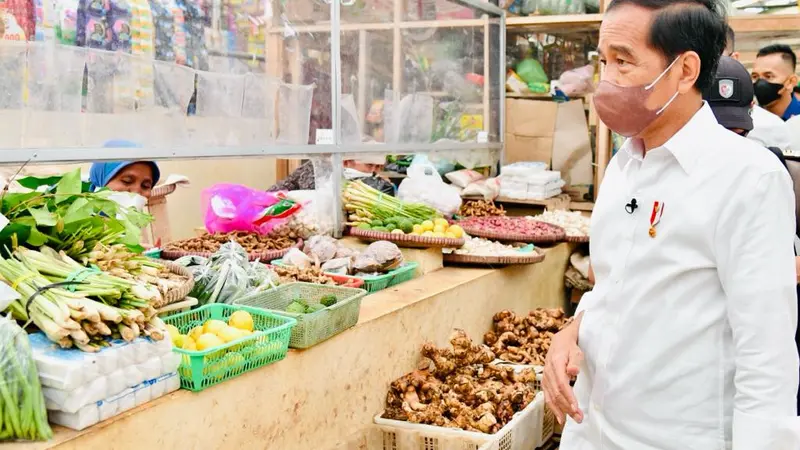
[598,5,683,112]
[344,160,383,174]
[106,163,154,198]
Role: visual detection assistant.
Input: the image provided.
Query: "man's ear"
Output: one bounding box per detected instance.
[785,73,799,93]
[731,51,740,61]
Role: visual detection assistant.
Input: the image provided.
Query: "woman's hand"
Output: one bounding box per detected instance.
[543,312,585,425]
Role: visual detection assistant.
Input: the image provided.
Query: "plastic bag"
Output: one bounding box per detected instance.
[558,65,595,97]
[462,178,501,200]
[398,157,463,217]
[188,241,278,304]
[0,315,53,441]
[445,169,485,188]
[202,184,301,235]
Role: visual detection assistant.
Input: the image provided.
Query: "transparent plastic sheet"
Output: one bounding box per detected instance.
[276,82,314,144]
[340,94,362,145]
[384,91,433,144]
[145,61,196,147]
[24,44,86,148]
[0,316,53,441]
[240,74,278,146]
[0,43,27,149]
[193,70,245,146]
[84,51,155,145]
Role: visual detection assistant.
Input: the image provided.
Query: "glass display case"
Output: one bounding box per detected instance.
[0,0,505,164]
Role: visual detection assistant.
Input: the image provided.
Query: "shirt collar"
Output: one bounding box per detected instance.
[781,95,800,121]
[617,102,717,174]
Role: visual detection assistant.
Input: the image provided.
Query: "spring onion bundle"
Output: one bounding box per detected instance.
[0,316,52,441]
[343,180,439,225]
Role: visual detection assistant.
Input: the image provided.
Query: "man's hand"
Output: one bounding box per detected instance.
[543,313,585,425]
[795,256,800,284]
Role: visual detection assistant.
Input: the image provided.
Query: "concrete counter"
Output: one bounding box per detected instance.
[13,243,574,450]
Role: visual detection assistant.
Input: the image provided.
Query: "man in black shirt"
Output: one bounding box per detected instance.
[703,55,800,415]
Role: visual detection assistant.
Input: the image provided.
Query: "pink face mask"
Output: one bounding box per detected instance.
[593,57,681,137]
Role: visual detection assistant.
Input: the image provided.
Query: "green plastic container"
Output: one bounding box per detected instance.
[233,282,367,349]
[143,248,162,259]
[270,260,419,294]
[164,304,296,392]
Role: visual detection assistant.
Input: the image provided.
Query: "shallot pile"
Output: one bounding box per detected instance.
[383,330,538,434]
[458,216,565,242]
[484,309,572,365]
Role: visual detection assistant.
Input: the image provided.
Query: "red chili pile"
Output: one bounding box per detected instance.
[458,216,566,242]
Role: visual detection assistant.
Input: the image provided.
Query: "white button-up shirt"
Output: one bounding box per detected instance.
[561,103,800,450]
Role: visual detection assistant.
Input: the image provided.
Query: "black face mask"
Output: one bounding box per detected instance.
[753,78,785,106]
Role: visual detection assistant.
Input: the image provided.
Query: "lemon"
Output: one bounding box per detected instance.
[432,232,446,238]
[203,319,227,335]
[421,220,434,231]
[228,310,255,332]
[391,229,404,235]
[188,326,204,342]
[224,353,246,373]
[447,224,464,238]
[434,218,449,228]
[172,334,185,348]
[216,326,243,343]
[196,333,225,351]
[165,324,181,341]
[181,336,197,351]
[422,230,435,237]
[445,231,457,239]
[433,224,446,234]
[412,224,424,234]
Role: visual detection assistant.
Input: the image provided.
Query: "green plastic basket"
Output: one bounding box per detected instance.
[233,282,367,349]
[164,304,296,392]
[270,260,419,294]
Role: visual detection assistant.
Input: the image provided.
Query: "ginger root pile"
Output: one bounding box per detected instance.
[483,309,571,366]
[383,330,537,434]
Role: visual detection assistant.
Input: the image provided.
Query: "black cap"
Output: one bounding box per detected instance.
[702,56,754,132]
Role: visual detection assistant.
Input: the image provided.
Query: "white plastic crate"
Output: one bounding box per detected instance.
[372,392,546,450]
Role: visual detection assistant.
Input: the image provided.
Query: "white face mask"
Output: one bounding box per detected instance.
[108,191,147,212]
[343,168,373,180]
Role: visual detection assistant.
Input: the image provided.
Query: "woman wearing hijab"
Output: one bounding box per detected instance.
[89,140,161,198]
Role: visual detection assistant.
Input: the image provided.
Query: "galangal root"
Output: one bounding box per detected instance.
[483,309,572,366]
[383,329,537,434]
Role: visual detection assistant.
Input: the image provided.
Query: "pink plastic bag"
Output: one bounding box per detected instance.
[201,184,300,235]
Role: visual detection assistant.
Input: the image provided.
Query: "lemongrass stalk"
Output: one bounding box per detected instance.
[69,329,90,345]
[73,341,99,353]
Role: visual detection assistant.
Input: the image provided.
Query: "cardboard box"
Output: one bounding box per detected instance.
[504,98,593,188]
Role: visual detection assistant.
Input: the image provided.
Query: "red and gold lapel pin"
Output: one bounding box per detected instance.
[649,201,664,238]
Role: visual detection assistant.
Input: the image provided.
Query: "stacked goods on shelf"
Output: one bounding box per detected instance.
[458,216,566,243]
[375,330,550,449]
[29,331,179,431]
[530,210,591,241]
[165,304,294,391]
[484,309,571,366]
[0,316,52,442]
[500,163,565,201]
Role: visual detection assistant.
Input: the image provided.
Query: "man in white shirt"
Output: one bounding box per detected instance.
[543,0,800,448]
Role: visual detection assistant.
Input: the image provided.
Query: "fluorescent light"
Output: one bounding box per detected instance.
[742,6,765,12]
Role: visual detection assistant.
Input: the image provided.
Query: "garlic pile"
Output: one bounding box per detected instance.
[527,210,590,237]
[444,235,525,257]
